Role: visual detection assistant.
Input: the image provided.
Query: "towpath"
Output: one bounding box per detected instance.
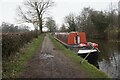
[19,34,89,78]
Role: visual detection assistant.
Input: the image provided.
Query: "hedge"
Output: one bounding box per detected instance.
[2,31,38,58]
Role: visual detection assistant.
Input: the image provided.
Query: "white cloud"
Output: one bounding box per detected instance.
[51,0,118,26]
[0,0,23,24]
[0,0,119,26]
[1,0,23,2]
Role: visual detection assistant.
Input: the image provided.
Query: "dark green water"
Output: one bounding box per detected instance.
[89,39,119,78]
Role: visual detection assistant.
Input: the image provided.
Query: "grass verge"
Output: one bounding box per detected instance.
[49,34,109,78]
[3,33,45,78]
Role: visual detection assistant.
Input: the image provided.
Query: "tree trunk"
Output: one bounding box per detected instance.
[39,18,43,33]
[35,29,38,38]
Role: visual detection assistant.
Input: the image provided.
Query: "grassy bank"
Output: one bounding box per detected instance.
[49,34,109,78]
[3,33,45,78]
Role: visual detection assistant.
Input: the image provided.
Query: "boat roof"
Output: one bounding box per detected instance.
[77,49,97,54]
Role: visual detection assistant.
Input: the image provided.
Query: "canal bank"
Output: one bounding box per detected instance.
[19,34,91,78]
[88,39,120,78]
[49,34,109,78]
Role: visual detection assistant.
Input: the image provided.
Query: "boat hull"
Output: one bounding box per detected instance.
[78,51,99,68]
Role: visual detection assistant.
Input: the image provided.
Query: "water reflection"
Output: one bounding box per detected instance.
[89,39,119,78]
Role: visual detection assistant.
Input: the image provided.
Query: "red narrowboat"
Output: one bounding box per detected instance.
[54,32,99,54]
[54,32,100,68]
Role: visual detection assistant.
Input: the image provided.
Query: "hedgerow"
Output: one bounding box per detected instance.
[2,31,38,58]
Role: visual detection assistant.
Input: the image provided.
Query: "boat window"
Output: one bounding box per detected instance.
[78,36,80,44]
[74,36,77,44]
[74,36,80,44]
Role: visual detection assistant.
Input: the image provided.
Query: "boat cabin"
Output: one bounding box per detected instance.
[68,32,86,45]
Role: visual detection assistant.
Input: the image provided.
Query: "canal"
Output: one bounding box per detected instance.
[89,39,120,78]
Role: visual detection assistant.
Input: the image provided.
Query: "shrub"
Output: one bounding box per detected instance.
[2,31,38,58]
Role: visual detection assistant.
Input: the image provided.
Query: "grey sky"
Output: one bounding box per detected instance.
[0,0,119,30]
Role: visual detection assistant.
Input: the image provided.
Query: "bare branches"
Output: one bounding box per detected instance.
[64,13,77,31]
[45,17,57,32]
[16,0,54,32]
[16,6,33,23]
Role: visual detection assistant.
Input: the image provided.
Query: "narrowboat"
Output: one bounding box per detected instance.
[54,32,100,68]
[54,32,99,54]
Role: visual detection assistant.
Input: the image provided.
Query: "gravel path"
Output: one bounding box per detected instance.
[19,34,89,78]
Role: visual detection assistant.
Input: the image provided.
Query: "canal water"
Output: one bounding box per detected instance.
[89,39,120,78]
[68,39,119,78]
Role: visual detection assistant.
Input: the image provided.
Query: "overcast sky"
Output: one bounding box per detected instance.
[0,0,119,30]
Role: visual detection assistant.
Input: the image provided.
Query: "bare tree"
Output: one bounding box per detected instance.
[64,13,77,32]
[45,17,57,32]
[16,0,54,33]
[60,24,67,32]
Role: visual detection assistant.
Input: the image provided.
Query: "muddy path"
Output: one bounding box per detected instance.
[19,34,89,78]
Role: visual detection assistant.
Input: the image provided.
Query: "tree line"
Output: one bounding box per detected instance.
[1,0,119,41]
[1,22,30,33]
[1,22,39,58]
[60,7,119,40]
